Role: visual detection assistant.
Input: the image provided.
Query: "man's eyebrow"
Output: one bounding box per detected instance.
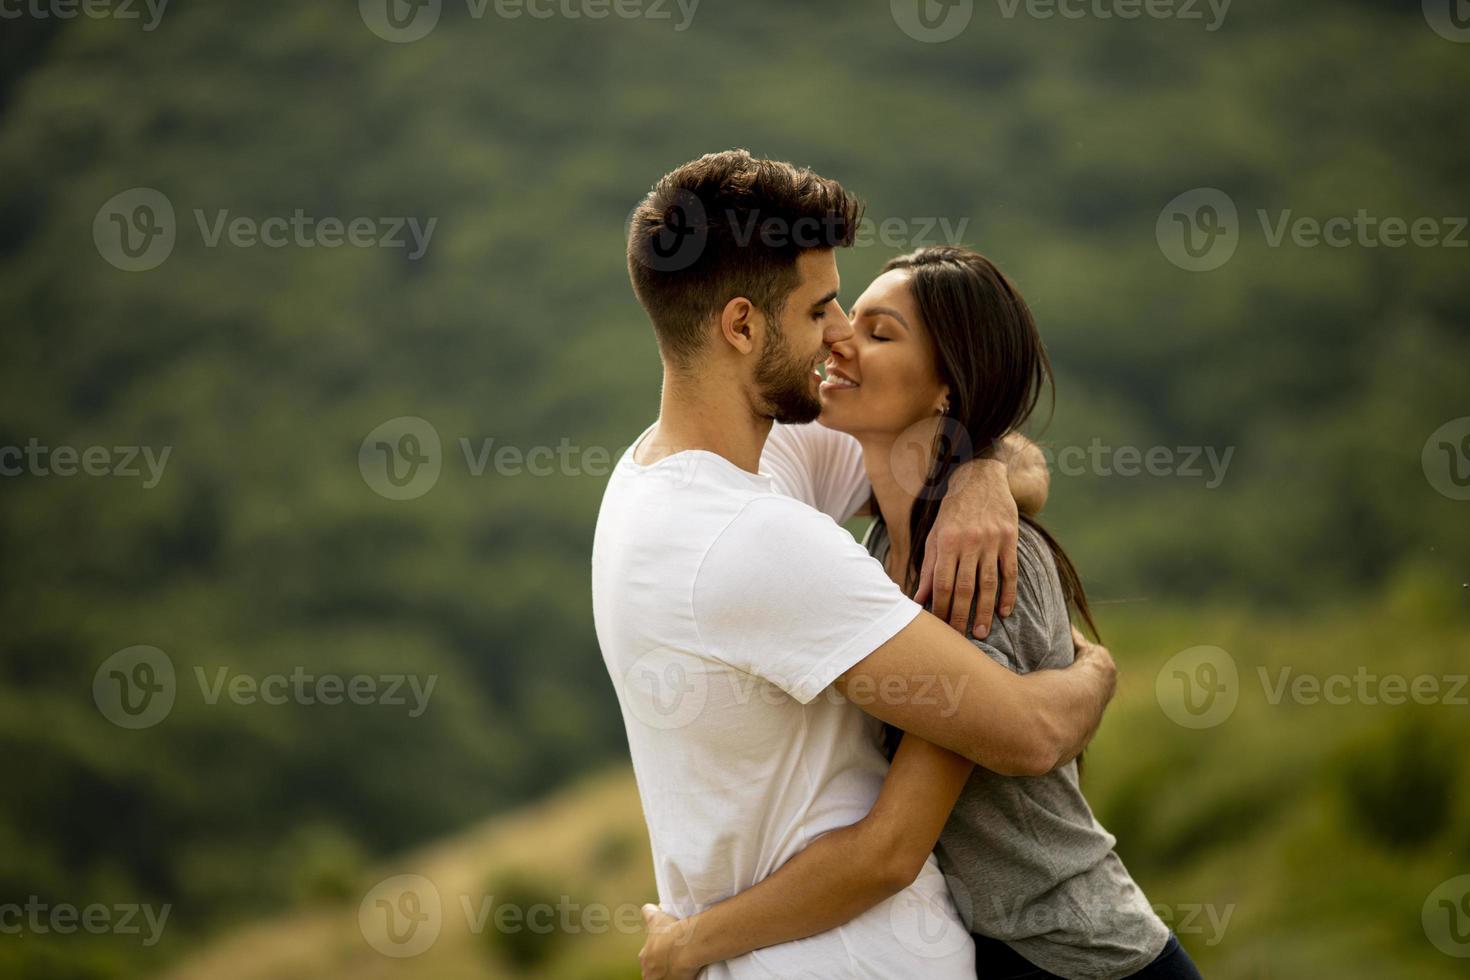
[858,305,911,331]
[811,290,839,310]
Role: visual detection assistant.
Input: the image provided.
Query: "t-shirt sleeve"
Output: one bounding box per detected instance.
[692,495,922,704]
[760,422,870,523]
[974,527,1070,674]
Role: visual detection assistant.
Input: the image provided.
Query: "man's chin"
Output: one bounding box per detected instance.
[772,401,822,426]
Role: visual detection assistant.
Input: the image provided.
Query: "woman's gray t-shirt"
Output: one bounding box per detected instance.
[865,519,1170,980]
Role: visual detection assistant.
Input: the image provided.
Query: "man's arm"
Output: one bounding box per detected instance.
[1001,432,1049,517]
[917,433,1050,640]
[639,735,973,980]
[766,424,1052,640]
[837,612,1115,777]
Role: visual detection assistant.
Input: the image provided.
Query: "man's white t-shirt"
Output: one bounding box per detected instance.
[591,422,975,979]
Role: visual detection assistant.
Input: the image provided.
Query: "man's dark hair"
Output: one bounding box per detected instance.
[627,149,863,366]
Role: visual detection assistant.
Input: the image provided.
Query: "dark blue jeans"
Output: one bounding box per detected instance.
[972,931,1204,979]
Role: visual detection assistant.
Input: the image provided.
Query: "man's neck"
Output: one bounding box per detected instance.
[636,370,772,474]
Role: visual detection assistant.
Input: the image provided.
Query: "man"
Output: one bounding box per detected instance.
[592,150,1116,978]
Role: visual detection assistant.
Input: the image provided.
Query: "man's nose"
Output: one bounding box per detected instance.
[823,307,854,347]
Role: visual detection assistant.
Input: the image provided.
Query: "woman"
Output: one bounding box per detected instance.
[639,247,1203,979]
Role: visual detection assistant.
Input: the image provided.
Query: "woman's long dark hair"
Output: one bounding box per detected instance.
[885,246,1099,642]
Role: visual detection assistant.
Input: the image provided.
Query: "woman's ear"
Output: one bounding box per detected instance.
[933,384,951,416]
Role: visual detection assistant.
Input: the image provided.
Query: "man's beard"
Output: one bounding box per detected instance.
[754,312,822,425]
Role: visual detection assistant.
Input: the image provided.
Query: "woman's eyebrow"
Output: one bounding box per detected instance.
[861,305,910,331]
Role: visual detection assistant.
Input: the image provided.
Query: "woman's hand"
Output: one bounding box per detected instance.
[639,904,701,980]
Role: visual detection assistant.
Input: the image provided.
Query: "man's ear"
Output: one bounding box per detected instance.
[718,297,759,355]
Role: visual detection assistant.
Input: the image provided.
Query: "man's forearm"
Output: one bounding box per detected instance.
[1001,433,1049,516]
[1030,642,1116,770]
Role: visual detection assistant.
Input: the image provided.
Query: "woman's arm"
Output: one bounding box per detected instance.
[638,735,974,980]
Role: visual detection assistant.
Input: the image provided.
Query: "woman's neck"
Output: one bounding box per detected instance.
[859,418,940,588]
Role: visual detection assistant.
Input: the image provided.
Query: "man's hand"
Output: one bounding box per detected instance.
[1065,626,1117,760]
[639,905,701,980]
[915,458,1017,639]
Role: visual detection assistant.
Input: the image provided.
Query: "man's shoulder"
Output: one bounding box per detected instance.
[693,492,872,596]
[705,491,845,555]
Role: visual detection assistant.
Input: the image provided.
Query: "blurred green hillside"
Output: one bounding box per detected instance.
[160,593,1470,980]
[1,0,1466,977]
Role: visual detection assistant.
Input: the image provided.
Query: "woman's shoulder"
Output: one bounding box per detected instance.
[1016,522,1066,602]
[981,522,1072,671]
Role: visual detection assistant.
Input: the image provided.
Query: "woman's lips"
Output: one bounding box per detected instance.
[820,366,860,391]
